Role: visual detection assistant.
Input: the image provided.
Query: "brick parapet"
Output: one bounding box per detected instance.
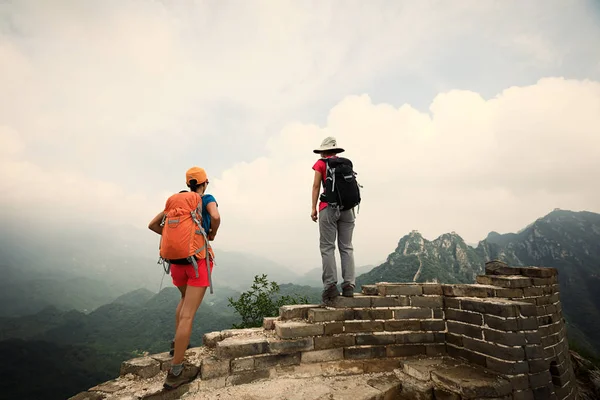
[73,261,576,400]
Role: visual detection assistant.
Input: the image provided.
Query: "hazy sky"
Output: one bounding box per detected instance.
[1,0,600,271]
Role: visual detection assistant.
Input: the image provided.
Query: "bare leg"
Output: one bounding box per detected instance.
[172,286,207,365]
[175,285,187,336]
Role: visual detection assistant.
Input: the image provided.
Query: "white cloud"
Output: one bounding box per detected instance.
[210,78,600,270]
[1,1,600,271]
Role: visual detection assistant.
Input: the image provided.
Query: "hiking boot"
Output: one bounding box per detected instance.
[163,363,199,390]
[342,284,355,297]
[169,340,192,356]
[322,284,340,305]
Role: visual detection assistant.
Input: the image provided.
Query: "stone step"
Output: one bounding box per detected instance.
[275,320,325,339]
[279,304,322,320]
[308,306,444,322]
[216,336,270,359]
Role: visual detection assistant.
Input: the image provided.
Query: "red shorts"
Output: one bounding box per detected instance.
[170,258,214,287]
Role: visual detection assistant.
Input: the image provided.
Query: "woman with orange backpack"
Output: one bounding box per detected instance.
[148,166,221,390]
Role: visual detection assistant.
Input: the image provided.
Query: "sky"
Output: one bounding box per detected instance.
[1,0,600,271]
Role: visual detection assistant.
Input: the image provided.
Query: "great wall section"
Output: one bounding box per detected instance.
[71,261,577,400]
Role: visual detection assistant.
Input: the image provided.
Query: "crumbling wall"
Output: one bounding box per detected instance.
[71,262,576,400]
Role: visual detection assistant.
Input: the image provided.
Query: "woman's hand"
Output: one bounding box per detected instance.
[311,209,318,222]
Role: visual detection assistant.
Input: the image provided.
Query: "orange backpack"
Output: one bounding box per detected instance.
[158,191,214,293]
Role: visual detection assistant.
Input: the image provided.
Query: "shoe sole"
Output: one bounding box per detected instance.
[163,372,199,390]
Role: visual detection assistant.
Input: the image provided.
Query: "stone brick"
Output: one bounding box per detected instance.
[484,329,526,346]
[149,352,172,372]
[519,266,557,278]
[394,307,433,319]
[523,287,545,297]
[446,309,483,326]
[431,364,512,399]
[263,317,277,330]
[329,295,372,308]
[344,345,386,360]
[396,332,435,344]
[484,315,518,331]
[314,334,355,350]
[371,296,410,307]
[494,287,525,298]
[384,320,421,331]
[279,304,321,320]
[477,275,533,288]
[433,308,444,319]
[446,321,483,340]
[308,308,351,322]
[421,320,445,331]
[254,353,300,370]
[518,303,538,317]
[301,348,344,363]
[529,370,552,388]
[531,276,558,286]
[410,295,444,308]
[119,356,161,379]
[354,308,393,320]
[344,320,384,333]
[203,331,224,348]
[485,357,529,374]
[422,284,443,295]
[361,285,379,295]
[446,333,463,347]
[459,298,518,318]
[525,345,545,359]
[485,260,515,275]
[446,345,487,367]
[535,295,555,306]
[528,358,549,373]
[377,283,423,296]
[216,337,270,359]
[268,337,314,354]
[508,374,531,390]
[531,385,553,399]
[275,321,324,339]
[518,317,539,330]
[442,284,491,298]
[386,344,426,357]
[433,388,461,400]
[201,356,230,379]
[226,369,272,386]
[230,357,255,373]
[324,322,344,335]
[444,297,461,309]
[355,332,396,345]
[463,337,524,361]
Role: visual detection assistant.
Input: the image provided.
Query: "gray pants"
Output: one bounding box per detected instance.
[319,206,356,290]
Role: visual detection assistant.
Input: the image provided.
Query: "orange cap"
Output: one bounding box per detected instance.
[186,167,208,185]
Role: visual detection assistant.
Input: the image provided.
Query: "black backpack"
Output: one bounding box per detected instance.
[320,157,361,211]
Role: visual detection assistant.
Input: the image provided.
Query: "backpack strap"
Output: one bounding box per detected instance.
[189,195,214,294]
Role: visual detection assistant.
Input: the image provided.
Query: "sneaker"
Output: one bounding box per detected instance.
[163,363,199,390]
[342,284,355,297]
[321,284,340,305]
[169,340,192,356]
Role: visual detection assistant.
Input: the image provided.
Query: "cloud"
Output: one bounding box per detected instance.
[1,1,600,271]
[210,78,600,270]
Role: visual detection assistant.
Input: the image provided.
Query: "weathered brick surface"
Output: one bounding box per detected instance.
[476,275,533,288]
[377,283,423,296]
[371,296,410,307]
[484,315,518,331]
[308,308,351,322]
[361,285,378,295]
[355,332,396,346]
[394,307,433,319]
[254,353,300,370]
[344,345,386,360]
[262,317,277,330]
[216,337,270,359]
[324,321,344,335]
[275,321,324,339]
[329,295,372,308]
[386,344,426,357]
[268,337,314,354]
[447,321,483,339]
[395,332,435,344]
[442,284,491,298]
[410,295,444,308]
[459,298,518,318]
[463,337,524,361]
[421,320,445,331]
[344,320,384,333]
[484,328,526,346]
[422,284,443,295]
[201,356,229,379]
[354,308,393,320]
[384,320,421,331]
[301,348,344,363]
[314,335,355,350]
[120,356,161,378]
[279,304,321,320]
[446,308,483,326]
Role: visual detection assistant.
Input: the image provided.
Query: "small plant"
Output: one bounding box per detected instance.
[227,274,309,329]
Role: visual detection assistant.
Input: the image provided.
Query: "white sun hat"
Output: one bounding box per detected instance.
[313,136,345,154]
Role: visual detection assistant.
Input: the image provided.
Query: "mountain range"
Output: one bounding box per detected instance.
[357,209,600,356]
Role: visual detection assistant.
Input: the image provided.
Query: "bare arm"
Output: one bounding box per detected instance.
[206,202,220,240]
[312,170,322,212]
[148,211,164,235]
